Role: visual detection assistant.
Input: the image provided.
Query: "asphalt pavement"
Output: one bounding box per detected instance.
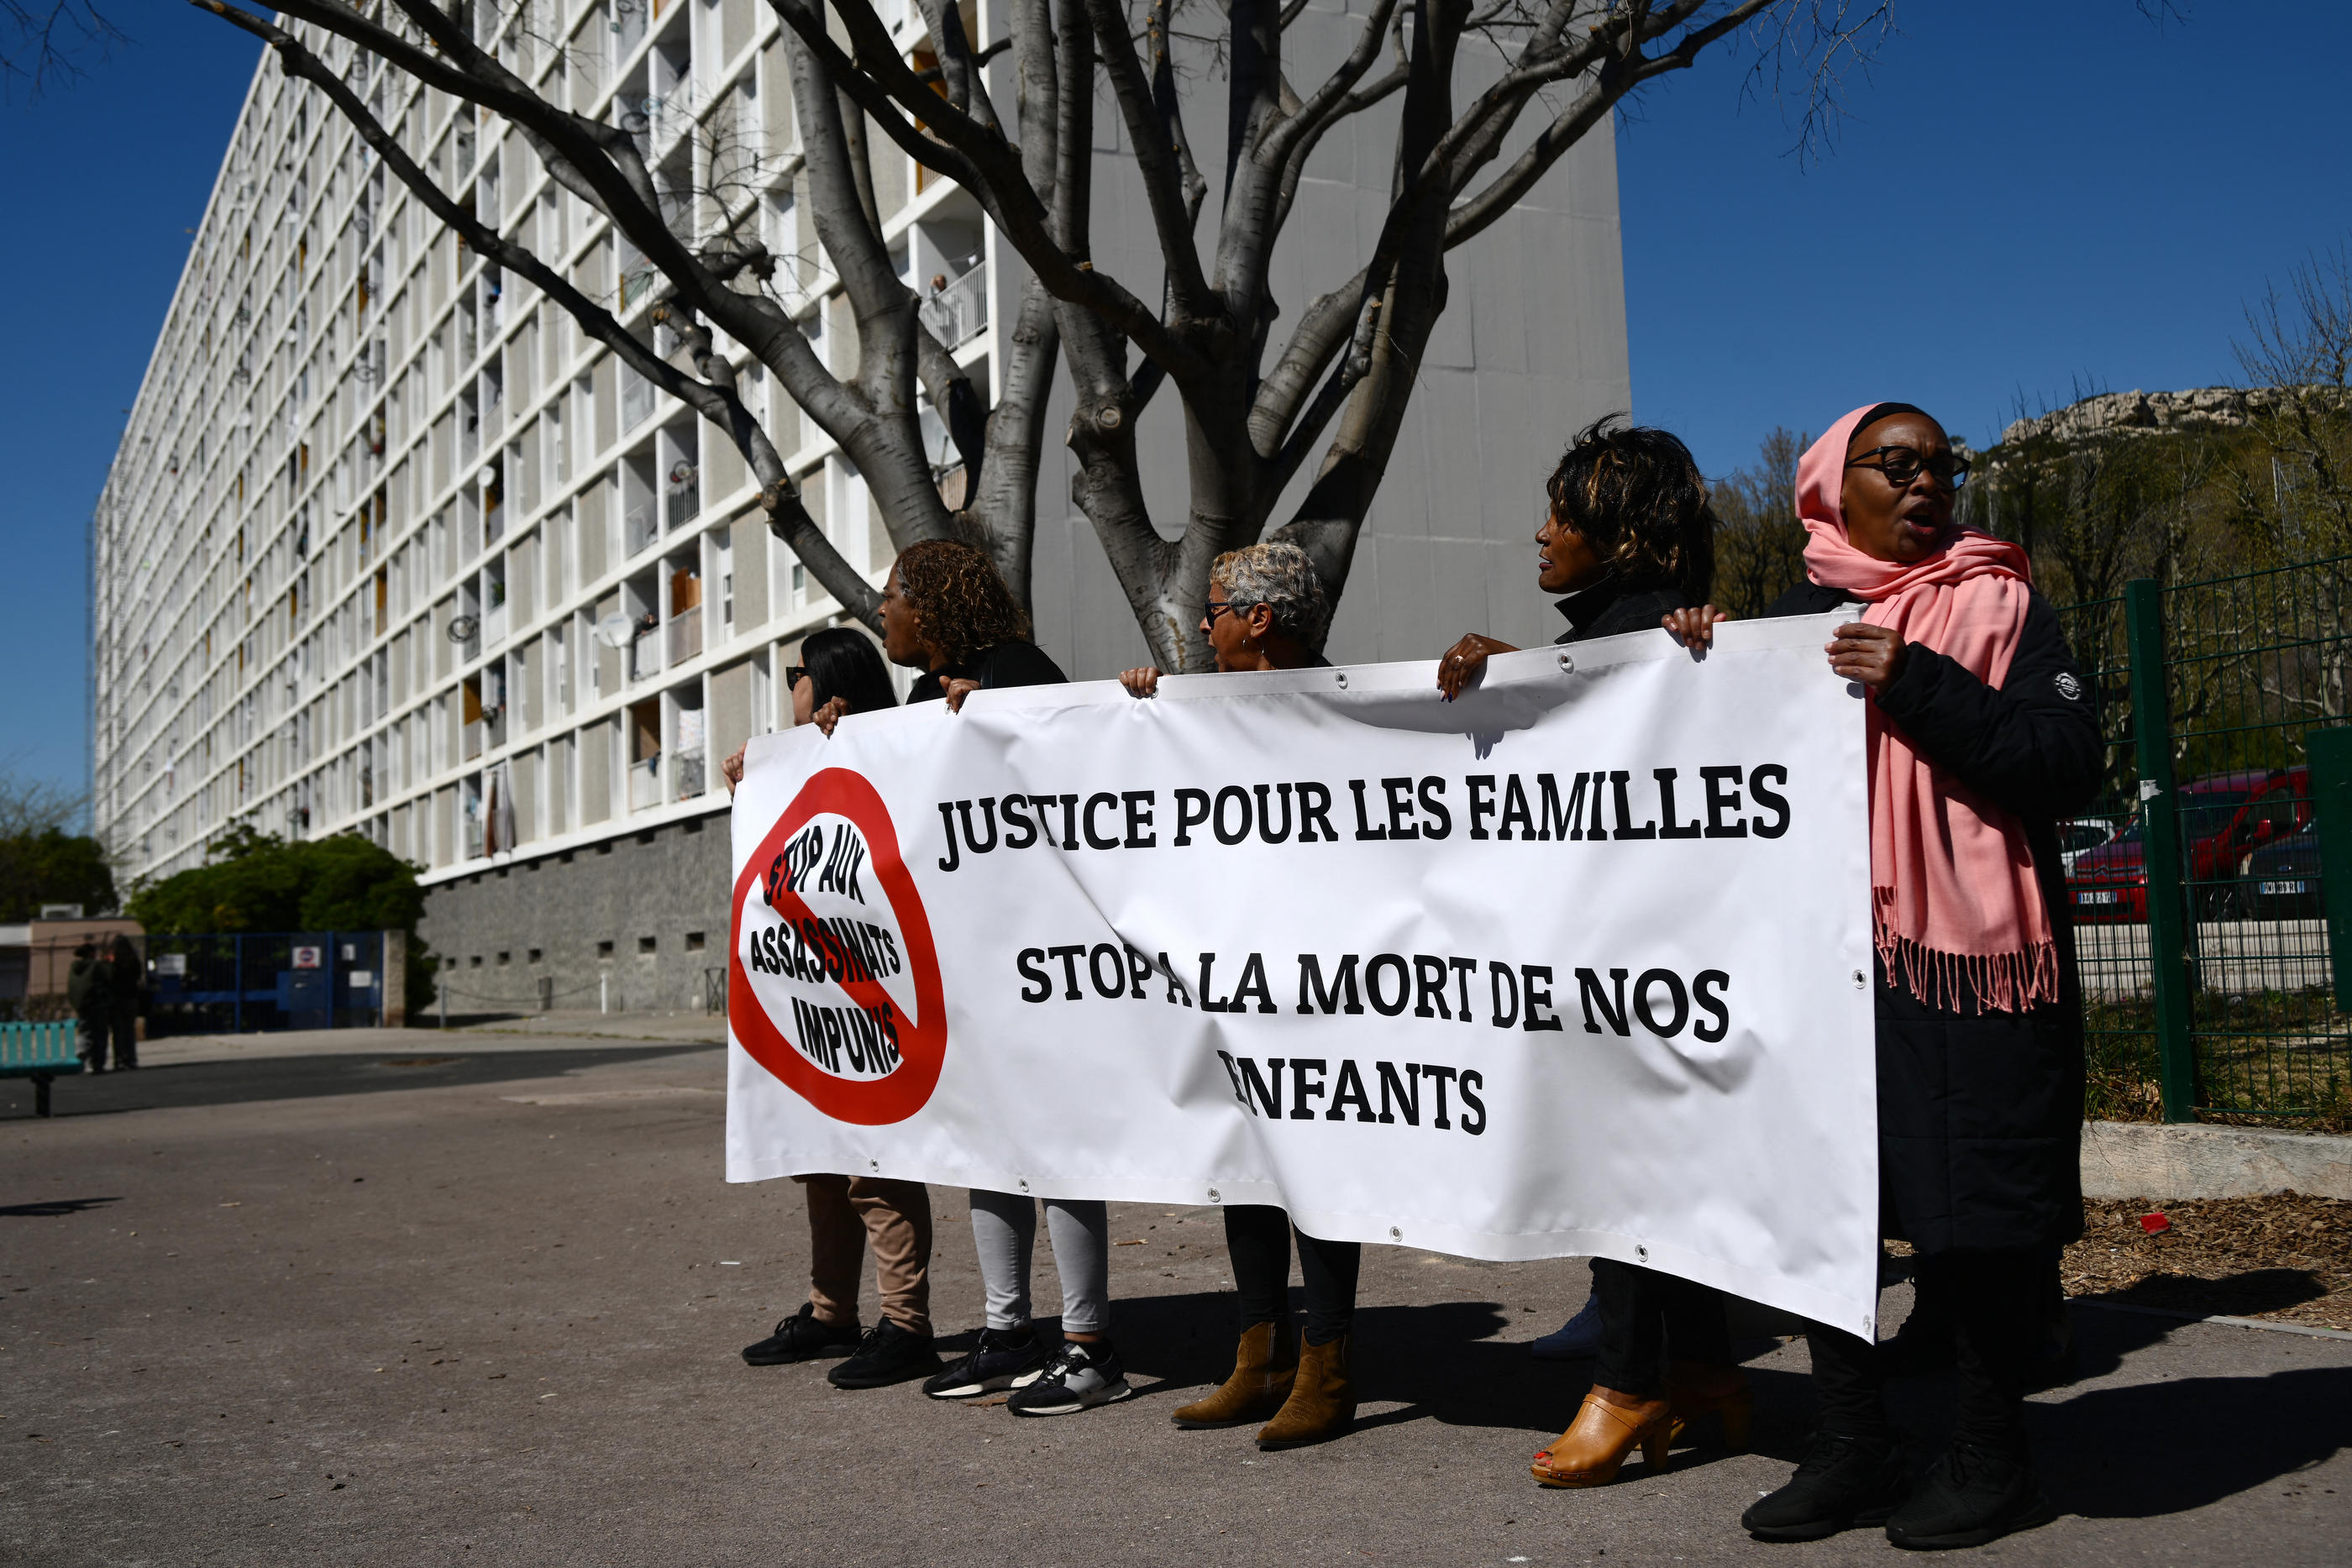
[3,1036,2347,1566]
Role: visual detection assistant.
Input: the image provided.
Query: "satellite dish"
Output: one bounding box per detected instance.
[594,613,635,649]
[478,465,499,489]
[668,460,697,485]
[447,615,480,643]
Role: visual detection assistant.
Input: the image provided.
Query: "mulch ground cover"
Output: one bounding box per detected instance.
[2061,1193,2352,1331]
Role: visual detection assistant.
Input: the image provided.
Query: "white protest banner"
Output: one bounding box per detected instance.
[727,613,1879,1335]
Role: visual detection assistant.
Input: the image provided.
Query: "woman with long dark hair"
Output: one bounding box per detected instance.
[1683,403,2097,1550]
[727,628,947,1390]
[1436,417,1750,1491]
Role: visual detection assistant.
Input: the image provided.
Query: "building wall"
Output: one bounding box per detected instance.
[93,2,1625,1017]
[417,815,731,1017]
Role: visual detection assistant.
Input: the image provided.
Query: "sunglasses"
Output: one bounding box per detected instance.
[1202,599,1252,627]
[1846,444,1970,490]
[785,665,808,688]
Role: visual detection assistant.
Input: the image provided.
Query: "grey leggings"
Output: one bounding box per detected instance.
[967,1189,1110,1335]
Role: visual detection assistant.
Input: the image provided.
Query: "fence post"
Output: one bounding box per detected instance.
[2124,579,2197,1122]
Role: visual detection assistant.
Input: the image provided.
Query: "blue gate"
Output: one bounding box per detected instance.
[144,932,386,1036]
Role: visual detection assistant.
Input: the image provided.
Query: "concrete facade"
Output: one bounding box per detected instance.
[92,3,1627,1016]
[417,815,732,1018]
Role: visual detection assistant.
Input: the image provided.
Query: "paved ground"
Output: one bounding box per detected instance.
[4,1036,2348,1567]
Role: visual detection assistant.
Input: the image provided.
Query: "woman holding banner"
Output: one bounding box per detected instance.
[1679,404,2097,1550]
[865,540,1141,1417]
[728,630,946,1390]
[1120,542,1367,1450]
[1434,418,1751,1491]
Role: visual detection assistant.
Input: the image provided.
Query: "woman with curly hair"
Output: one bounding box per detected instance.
[866,540,1139,1416]
[1434,417,1751,1491]
[884,538,1065,707]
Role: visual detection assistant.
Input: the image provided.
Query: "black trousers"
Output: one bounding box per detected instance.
[1224,1204,1362,1345]
[1590,1258,1733,1398]
[1807,1247,2043,1455]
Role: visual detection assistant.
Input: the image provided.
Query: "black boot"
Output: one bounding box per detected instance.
[1741,1432,1908,1542]
[741,1301,862,1366]
[1885,1441,2055,1550]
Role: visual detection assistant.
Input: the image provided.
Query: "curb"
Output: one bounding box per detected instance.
[2081,1120,2352,1201]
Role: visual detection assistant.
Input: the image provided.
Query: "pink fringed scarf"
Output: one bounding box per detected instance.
[1800,405,2058,1013]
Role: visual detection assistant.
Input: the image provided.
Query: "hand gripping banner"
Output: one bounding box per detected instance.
[727,614,1880,1335]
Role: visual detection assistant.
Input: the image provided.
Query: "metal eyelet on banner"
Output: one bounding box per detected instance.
[1635,1244,1649,1261]
[869,1159,879,1172]
[1017,1178,1030,1193]
[1557,652,1575,673]
[1206,1187,1221,1202]
[1333,671,1348,688]
[1389,1226,1402,1240]
[1852,969,1867,989]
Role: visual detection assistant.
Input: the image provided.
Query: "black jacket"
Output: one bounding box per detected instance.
[1764,579,2103,1251]
[908,640,1068,704]
[1554,575,1692,643]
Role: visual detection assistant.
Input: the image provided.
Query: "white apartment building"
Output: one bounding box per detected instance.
[92,0,1628,1012]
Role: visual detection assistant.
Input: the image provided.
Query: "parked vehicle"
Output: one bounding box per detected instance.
[2066,768,2311,923]
[2057,815,2125,872]
[2241,828,2325,920]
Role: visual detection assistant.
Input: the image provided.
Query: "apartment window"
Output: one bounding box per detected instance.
[638,936,656,954]
[714,526,733,634]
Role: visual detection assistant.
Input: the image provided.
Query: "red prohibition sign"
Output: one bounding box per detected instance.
[730,768,948,1124]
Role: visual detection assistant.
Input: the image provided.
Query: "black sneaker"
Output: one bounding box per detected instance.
[1885,1442,2056,1550]
[921,1327,1047,1400]
[1007,1340,1135,1417]
[1742,1432,1908,1542]
[742,1303,864,1366]
[827,1319,943,1389]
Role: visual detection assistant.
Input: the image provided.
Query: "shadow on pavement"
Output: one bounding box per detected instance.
[0,1196,125,1218]
[2037,1366,2352,1516]
[0,1045,711,1120]
[2075,1267,2330,1322]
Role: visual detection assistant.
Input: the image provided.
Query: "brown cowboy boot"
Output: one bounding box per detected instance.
[1255,1332,1356,1450]
[1172,1320,1297,1428]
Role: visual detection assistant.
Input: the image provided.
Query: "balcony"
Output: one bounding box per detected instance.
[675,752,705,801]
[463,720,482,761]
[919,260,988,350]
[624,503,656,557]
[483,601,507,646]
[628,758,661,812]
[665,613,701,668]
[621,367,656,432]
[630,634,664,684]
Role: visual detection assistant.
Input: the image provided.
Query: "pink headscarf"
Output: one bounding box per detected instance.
[1800,405,2058,1012]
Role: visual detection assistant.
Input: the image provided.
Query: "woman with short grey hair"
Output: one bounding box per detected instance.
[1119,540,1362,1450]
[1118,542,1331,696]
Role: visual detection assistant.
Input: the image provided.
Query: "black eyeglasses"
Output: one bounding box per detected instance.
[1202,599,1247,627]
[1846,445,1970,490]
[785,665,808,688]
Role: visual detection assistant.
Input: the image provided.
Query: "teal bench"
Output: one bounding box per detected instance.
[0,1021,83,1117]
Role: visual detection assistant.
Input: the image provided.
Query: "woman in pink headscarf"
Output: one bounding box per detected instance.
[1683,404,2100,1551]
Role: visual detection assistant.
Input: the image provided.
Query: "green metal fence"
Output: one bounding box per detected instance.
[2057,559,2352,1126]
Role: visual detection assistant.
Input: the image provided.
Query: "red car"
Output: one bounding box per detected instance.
[2066,768,2312,923]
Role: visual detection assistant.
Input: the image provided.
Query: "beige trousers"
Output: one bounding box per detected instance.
[795,1175,932,1335]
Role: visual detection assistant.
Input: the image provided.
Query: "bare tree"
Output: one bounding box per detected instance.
[196,0,1883,667]
[2,0,123,97]
[2231,241,2352,560]
[1708,424,1805,617]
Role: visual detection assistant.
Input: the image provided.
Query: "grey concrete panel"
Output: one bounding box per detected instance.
[417,814,733,1015]
[2082,1120,2352,1201]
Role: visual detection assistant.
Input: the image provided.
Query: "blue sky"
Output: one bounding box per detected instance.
[5,3,2349,812]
